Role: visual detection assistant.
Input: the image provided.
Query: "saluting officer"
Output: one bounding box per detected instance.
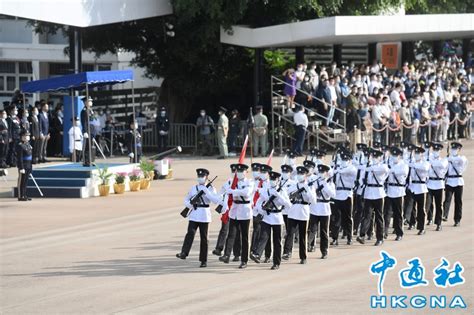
[308,164,336,259]
[385,147,409,241]
[283,166,316,264]
[176,168,220,267]
[356,149,389,246]
[426,143,448,231]
[16,129,33,201]
[330,152,357,246]
[220,163,254,269]
[251,171,291,270]
[407,146,430,235]
[443,142,468,226]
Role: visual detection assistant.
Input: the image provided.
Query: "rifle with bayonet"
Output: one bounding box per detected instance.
[289,178,318,202]
[180,176,218,218]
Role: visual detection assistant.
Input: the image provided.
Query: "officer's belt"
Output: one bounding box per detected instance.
[412,180,426,184]
[23,156,32,161]
[429,177,443,180]
[447,175,462,178]
[367,184,383,187]
[336,187,352,191]
[293,201,309,205]
[388,183,405,187]
[266,209,282,213]
[234,200,250,204]
[317,199,330,203]
[194,204,209,208]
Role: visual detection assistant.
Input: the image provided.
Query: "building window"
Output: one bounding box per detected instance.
[0,61,16,74]
[19,62,32,74]
[98,64,112,71]
[0,61,33,97]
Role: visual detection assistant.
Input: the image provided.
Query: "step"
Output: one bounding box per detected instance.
[12,186,86,198]
[27,178,90,187]
[32,169,92,179]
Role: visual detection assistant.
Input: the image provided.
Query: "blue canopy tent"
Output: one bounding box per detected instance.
[20,70,135,163]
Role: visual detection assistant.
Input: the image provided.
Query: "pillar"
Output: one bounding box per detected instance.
[432,41,443,60]
[401,41,415,63]
[69,27,82,74]
[295,47,305,65]
[368,43,377,63]
[333,44,342,65]
[253,48,263,107]
[462,39,472,65]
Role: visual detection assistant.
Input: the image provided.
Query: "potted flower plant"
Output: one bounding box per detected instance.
[129,169,142,191]
[114,172,127,194]
[139,160,154,190]
[96,166,113,197]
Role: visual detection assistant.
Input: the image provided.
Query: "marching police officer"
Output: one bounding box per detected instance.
[443,142,468,226]
[330,152,357,246]
[426,143,448,231]
[356,149,389,246]
[220,163,254,269]
[353,144,368,235]
[385,147,409,241]
[16,129,33,201]
[407,146,430,235]
[307,164,336,259]
[250,171,291,270]
[176,168,220,267]
[283,166,316,264]
[280,164,295,233]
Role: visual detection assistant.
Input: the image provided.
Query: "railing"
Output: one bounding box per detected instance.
[142,123,198,152]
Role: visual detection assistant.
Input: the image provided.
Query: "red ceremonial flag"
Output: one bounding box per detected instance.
[252,149,274,205]
[221,135,249,224]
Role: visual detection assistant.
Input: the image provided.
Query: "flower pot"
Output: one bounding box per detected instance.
[114,183,125,194]
[147,171,155,180]
[140,178,151,190]
[129,180,141,192]
[98,184,110,197]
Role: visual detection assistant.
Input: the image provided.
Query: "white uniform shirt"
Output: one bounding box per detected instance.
[363,162,389,200]
[228,178,255,220]
[408,160,430,195]
[257,187,292,225]
[287,181,316,221]
[386,161,409,198]
[293,111,308,128]
[310,178,336,216]
[252,179,268,216]
[427,157,449,190]
[184,184,220,223]
[445,155,468,187]
[353,153,367,196]
[68,126,83,152]
[217,178,233,212]
[333,164,357,200]
[280,177,295,215]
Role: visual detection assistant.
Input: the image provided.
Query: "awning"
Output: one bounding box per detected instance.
[220,14,474,48]
[21,70,134,93]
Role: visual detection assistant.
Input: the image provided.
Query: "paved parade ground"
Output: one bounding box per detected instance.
[0,146,473,314]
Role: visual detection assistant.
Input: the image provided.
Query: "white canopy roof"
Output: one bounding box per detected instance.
[0,0,173,27]
[220,14,474,48]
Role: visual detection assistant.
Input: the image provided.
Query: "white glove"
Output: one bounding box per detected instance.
[83,132,89,139]
[129,152,135,158]
[20,169,26,174]
[159,130,165,135]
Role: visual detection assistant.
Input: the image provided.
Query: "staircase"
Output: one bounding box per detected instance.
[270,75,348,153]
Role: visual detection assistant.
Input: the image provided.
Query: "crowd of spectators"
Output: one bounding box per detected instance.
[283,55,473,152]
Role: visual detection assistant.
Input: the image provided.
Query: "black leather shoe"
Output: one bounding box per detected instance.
[353,230,358,236]
[271,264,280,270]
[407,225,413,230]
[200,262,207,268]
[249,253,260,264]
[427,220,432,226]
[436,225,442,231]
[239,262,247,269]
[383,233,388,240]
[263,257,271,263]
[282,253,290,260]
[212,249,222,256]
[367,235,372,241]
[26,197,32,201]
[219,255,230,263]
[395,236,402,241]
[356,236,365,244]
[232,256,240,262]
[454,222,460,227]
[308,246,315,252]
[321,254,328,259]
[176,253,186,260]
[330,239,338,246]
[300,259,307,264]
[374,240,384,246]
[442,217,448,222]
[417,229,426,235]
[347,239,353,245]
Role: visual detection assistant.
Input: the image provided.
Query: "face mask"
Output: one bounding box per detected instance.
[315,159,322,165]
[237,172,245,180]
[391,156,399,164]
[304,77,309,81]
[260,173,267,181]
[297,67,303,71]
[340,161,348,168]
[58,111,64,118]
[373,156,381,164]
[160,111,166,117]
[281,173,290,180]
[269,180,278,188]
[450,149,458,157]
[200,112,205,117]
[24,113,29,118]
[25,136,30,142]
[252,171,260,179]
[296,174,306,182]
[415,153,421,161]
[13,111,18,115]
[306,167,314,174]
[197,177,206,185]
[433,151,440,159]
[289,158,296,165]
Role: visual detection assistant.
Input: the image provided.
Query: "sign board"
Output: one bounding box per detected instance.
[377,42,401,70]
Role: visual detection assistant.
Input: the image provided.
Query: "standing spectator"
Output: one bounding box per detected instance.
[227,109,240,157]
[6,106,21,167]
[216,107,229,160]
[327,77,338,127]
[196,109,214,156]
[29,107,40,164]
[292,105,308,156]
[155,106,170,153]
[0,109,8,168]
[295,64,305,90]
[399,100,412,143]
[440,101,450,142]
[252,106,268,157]
[447,96,461,139]
[97,109,107,131]
[283,69,297,110]
[346,100,361,152]
[313,79,331,129]
[50,104,64,157]
[19,108,30,134]
[390,82,402,108]
[308,63,319,90]
[297,75,313,107]
[371,101,385,144]
[38,102,50,163]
